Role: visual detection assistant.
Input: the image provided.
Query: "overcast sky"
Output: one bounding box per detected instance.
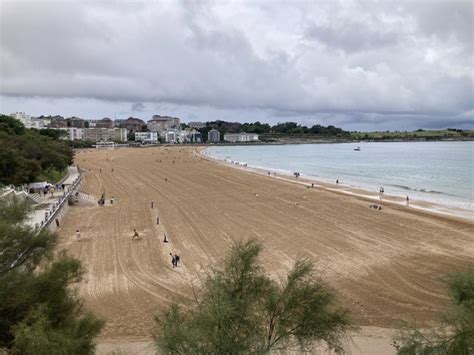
[0,0,472,130]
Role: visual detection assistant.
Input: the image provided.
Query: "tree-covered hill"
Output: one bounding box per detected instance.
[0,115,73,186]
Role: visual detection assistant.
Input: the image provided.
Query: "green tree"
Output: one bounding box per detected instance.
[38,128,65,140]
[0,115,73,185]
[0,199,104,353]
[0,115,25,135]
[393,268,474,355]
[154,239,351,354]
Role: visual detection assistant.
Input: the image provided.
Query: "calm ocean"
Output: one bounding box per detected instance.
[205,142,474,212]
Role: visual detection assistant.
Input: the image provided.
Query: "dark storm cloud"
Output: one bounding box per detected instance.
[0,0,472,130]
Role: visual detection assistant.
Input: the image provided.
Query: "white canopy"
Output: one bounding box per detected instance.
[28,181,52,189]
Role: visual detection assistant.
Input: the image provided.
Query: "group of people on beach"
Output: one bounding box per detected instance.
[170,253,180,268]
[128,201,181,269]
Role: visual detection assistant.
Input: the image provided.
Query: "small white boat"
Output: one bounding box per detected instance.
[354,147,361,151]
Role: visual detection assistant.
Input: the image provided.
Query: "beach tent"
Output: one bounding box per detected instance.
[28,181,53,192]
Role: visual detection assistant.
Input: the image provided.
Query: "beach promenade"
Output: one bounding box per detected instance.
[56,147,473,352]
[25,166,81,231]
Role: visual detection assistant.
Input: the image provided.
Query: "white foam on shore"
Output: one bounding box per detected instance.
[203,148,474,222]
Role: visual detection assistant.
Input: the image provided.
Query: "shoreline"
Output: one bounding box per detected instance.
[204,137,474,144]
[200,148,474,222]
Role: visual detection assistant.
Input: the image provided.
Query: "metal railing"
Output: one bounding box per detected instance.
[36,173,82,231]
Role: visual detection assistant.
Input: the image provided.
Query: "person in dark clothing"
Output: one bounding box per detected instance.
[156,216,160,224]
[55,219,60,228]
[132,229,140,240]
[174,254,180,267]
[163,234,168,243]
[170,253,176,268]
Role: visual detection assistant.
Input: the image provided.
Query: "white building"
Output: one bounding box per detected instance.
[179,129,202,143]
[60,127,126,142]
[10,112,31,127]
[208,129,220,143]
[30,117,51,129]
[134,131,158,143]
[161,129,180,143]
[223,132,259,143]
[61,127,84,141]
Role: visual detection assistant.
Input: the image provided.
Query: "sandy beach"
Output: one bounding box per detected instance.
[57,146,473,352]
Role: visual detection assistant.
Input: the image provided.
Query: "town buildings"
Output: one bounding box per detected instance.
[10,112,52,129]
[134,131,158,143]
[161,129,201,143]
[117,117,146,133]
[83,128,127,142]
[67,116,85,128]
[89,117,114,128]
[208,129,221,143]
[10,112,31,127]
[7,112,207,144]
[49,116,67,128]
[30,117,51,129]
[61,127,84,141]
[147,115,180,132]
[181,129,202,143]
[61,127,127,142]
[223,132,259,143]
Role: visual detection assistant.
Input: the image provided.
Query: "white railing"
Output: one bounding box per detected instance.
[36,174,82,231]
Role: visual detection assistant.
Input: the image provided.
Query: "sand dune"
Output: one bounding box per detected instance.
[57,146,473,342]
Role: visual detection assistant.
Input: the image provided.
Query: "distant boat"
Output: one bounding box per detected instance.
[354,147,361,151]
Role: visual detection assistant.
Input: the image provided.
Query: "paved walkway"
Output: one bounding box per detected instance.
[26,166,81,229]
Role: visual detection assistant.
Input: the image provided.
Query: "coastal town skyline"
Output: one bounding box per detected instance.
[1,1,472,131]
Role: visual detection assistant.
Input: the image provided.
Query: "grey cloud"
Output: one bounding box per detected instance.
[408,1,473,46]
[305,23,399,53]
[0,1,472,130]
[131,102,145,112]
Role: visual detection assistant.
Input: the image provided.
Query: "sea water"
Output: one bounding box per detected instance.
[205,142,474,212]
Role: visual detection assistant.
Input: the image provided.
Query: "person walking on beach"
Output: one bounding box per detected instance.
[76,230,82,241]
[174,254,180,267]
[132,229,140,240]
[110,196,114,204]
[170,253,176,268]
[336,179,339,184]
[163,234,168,243]
[406,196,410,206]
[55,219,60,228]
[156,216,160,225]
[151,201,154,209]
